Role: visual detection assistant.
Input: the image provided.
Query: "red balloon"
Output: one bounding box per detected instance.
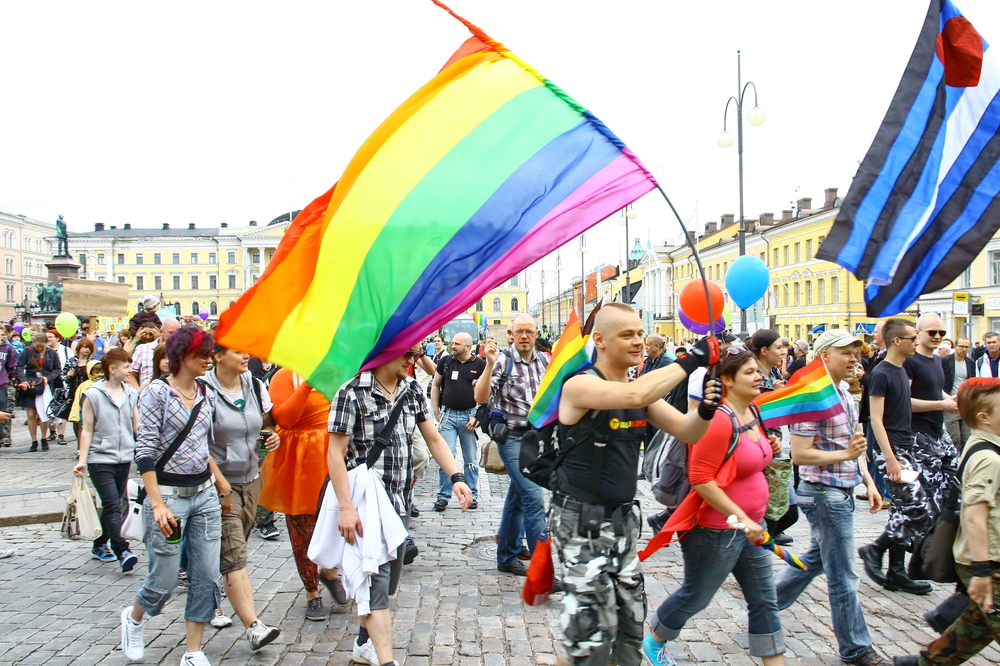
[679,279,725,325]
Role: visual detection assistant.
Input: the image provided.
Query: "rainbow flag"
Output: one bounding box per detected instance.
[753,357,846,427]
[215,1,656,397]
[528,307,596,428]
[472,312,486,328]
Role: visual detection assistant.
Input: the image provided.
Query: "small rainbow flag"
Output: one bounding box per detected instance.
[528,307,596,428]
[472,312,486,328]
[753,356,845,427]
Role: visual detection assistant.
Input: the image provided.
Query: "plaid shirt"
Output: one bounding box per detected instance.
[482,350,546,428]
[135,378,216,486]
[790,382,863,489]
[328,372,431,516]
[131,341,156,386]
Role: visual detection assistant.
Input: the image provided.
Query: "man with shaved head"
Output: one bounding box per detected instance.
[431,331,486,511]
[554,303,721,666]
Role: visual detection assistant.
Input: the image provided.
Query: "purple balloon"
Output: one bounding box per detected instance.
[679,309,725,335]
[12,322,23,333]
[199,309,209,321]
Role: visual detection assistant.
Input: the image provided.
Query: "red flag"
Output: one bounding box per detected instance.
[522,537,554,606]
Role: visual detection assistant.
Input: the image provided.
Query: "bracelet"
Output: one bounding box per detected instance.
[451,473,467,486]
[218,491,232,499]
[970,560,993,577]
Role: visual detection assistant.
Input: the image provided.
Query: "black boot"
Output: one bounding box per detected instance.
[28,440,38,452]
[41,440,49,452]
[923,591,969,633]
[884,547,932,595]
[859,533,891,586]
[892,657,918,666]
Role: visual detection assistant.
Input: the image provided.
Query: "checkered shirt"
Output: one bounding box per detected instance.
[135,378,216,484]
[131,341,156,386]
[790,382,863,489]
[328,372,431,516]
[482,351,546,428]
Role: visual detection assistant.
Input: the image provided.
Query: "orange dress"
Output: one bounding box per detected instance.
[259,368,331,516]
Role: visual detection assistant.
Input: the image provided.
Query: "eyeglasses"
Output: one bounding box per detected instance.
[896,335,918,342]
[920,329,947,337]
[512,329,536,338]
[403,350,421,360]
[957,344,970,349]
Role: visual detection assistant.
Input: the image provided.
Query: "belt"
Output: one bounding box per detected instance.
[507,425,527,435]
[803,480,855,491]
[552,491,635,513]
[161,475,215,498]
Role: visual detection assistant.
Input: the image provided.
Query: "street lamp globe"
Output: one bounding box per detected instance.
[717,130,734,148]
[618,214,627,226]
[627,209,637,219]
[748,106,766,126]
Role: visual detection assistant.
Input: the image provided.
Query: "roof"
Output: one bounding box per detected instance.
[70,228,221,238]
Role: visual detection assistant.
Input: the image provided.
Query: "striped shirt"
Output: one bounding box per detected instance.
[328,372,431,516]
[134,378,216,486]
[790,383,863,489]
[482,350,547,428]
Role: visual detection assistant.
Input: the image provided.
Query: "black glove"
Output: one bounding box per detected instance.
[675,336,721,374]
[697,373,721,420]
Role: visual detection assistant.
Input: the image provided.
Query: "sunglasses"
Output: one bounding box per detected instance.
[403,350,422,360]
[920,329,947,337]
[896,335,918,342]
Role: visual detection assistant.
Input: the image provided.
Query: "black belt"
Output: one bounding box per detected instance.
[552,491,635,514]
[507,426,527,435]
[803,480,855,491]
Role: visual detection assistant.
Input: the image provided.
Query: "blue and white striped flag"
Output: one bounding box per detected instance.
[817,0,1000,317]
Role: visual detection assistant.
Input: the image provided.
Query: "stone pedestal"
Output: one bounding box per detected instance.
[45,256,81,287]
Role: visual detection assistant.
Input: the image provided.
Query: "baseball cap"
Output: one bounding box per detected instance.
[813,329,861,354]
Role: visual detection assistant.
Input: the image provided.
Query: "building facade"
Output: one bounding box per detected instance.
[463,272,528,338]
[0,211,58,321]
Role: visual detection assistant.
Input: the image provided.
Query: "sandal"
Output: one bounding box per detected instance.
[58,435,67,446]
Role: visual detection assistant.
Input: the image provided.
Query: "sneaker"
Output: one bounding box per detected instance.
[351,638,380,666]
[245,620,280,651]
[120,607,145,661]
[179,651,212,666]
[432,499,448,512]
[643,633,676,666]
[403,536,419,565]
[258,524,280,540]
[409,505,420,517]
[41,441,49,452]
[497,559,529,576]
[305,596,327,621]
[210,608,232,628]
[0,549,13,559]
[469,499,479,510]
[321,573,350,606]
[92,545,116,562]
[178,568,189,589]
[119,550,138,573]
[517,545,531,561]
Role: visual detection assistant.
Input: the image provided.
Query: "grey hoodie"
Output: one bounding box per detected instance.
[83,381,139,465]
[204,369,267,485]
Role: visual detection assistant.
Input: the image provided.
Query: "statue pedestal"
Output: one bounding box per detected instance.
[46,256,81,288]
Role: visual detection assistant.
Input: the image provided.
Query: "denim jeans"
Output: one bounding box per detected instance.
[775,481,872,661]
[436,407,480,500]
[495,433,546,565]
[135,485,222,623]
[653,525,784,657]
[88,462,131,556]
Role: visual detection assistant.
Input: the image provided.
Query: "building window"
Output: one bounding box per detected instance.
[228,274,237,290]
[117,253,125,265]
[510,275,519,287]
[251,250,260,264]
[5,285,12,302]
[117,276,125,283]
[227,251,236,264]
[492,297,502,313]
[818,278,825,304]
[476,299,484,311]
[959,265,972,289]
[511,297,519,312]
[773,248,779,267]
[783,284,789,307]
[172,253,180,264]
[805,280,812,305]
[97,253,105,265]
[794,243,801,263]
[23,237,30,251]
[807,239,813,259]
[831,276,840,303]
[154,276,162,291]
[172,276,180,290]
[78,253,86,267]
[208,253,216,264]
[783,246,789,265]
[210,301,218,315]
[136,253,143,265]
[191,275,199,290]
[191,301,199,316]
[209,275,217,290]
[707,266,712,281]
[4,259,11,275]
[154,253,161,265]
[98,276,105,282]
[229,301,236,309]
[991,251,1000,285]
[136,276,144,290]
[793,282,800,305]
[37,240,43,253]
[190,253,198,264]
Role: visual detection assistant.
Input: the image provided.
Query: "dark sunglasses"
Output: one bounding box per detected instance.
[403,350,421,360]
[921,329,947,337]
[896,335,918,342]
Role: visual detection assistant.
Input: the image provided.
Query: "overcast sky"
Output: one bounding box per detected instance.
[4,0,999,306]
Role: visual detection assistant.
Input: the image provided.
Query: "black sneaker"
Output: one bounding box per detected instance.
[497,560,529,576]
[403,537,419,565]
[774,534,793,546]
[305,596,327,621]
[41,441,49,452]
[433,499,448,512]
[119,550,138,573]
[258,525,280,540]
[518,546,531,561]
[469,499,479,510]
[320,573,350,606]
[410,505,420,517]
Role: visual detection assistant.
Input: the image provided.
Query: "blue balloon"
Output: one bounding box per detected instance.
[725,255,770,310]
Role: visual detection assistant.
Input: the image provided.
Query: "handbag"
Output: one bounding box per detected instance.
[762,457,792,521]
[909,440,1000,583]
[61,476,103,541]
[479,439,507,474]
[120,479,146,542]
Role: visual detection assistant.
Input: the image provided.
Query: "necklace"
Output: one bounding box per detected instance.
[374,376,398,399]
[169,378,197,400]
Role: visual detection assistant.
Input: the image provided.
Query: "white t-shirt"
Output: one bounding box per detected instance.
[688,366,708,402]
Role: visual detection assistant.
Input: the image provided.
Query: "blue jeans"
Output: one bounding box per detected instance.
[495,433,546,565]
[775,481,873,661]
[135,485,222,623]
[436,408,480,500]
[652,525,784,658]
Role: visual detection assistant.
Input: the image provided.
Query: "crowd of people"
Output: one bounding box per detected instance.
[1,301,999,666]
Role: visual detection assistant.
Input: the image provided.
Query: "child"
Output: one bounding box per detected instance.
[128,295,162,337]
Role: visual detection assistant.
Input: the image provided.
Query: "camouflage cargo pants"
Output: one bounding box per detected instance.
[917,565,1000,665]
[550,498,645,666]
[878,434,957,550]
[1,384,13,445]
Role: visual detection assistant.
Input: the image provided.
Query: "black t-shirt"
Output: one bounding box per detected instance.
[869,361,913,449]
[787,356,807,377]
[435,354,487,411]
[904,352,945,438]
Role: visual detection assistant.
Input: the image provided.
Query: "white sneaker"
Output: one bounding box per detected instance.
[245,620,280,651]
[179,651,212,666]
[209,608,232,628]
[120,607,145,661]
[351,638,380,666]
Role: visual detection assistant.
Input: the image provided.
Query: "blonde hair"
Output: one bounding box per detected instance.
[29,325,46,344]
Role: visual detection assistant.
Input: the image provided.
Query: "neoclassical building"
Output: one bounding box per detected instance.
[0,211,59,321]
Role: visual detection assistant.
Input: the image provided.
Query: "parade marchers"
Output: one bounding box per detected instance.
[2,312,1000,666]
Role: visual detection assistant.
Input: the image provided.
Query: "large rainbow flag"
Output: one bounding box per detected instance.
[215,0,656,397]
[527,309,593,428]
[753,357,846,427]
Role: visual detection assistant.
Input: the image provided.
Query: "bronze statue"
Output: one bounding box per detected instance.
[36,281,62,312]
[55,215,69,257]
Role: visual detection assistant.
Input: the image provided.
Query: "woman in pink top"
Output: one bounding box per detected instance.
[645,349,785,666]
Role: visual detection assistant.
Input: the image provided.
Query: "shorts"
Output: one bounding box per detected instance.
[366,512,409,613]
[220,475,262,575]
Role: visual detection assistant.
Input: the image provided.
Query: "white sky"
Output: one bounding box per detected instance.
[3,0,999,306]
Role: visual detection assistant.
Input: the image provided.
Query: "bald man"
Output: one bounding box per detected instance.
[431,331,487,510]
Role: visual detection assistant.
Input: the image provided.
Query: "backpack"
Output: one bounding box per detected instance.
[646,403,762,512]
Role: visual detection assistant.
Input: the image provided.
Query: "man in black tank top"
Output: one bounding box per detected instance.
[553,303,721,666]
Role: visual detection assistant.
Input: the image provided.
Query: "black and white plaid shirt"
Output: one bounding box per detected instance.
[328,372,431,516]
[482,350,547,428]
[135,378,216,486]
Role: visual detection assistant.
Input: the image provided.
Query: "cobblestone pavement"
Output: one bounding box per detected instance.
[1,426,998,666]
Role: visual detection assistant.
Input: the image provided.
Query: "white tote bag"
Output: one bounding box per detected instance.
[62,477,103,541]
[120,479,145,542]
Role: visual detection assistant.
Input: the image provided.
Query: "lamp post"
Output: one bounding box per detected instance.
[528,266,556,332]
[618,205,638,304]
[577,235,590,322]
[555,252,564,335]
[718,49,765,339]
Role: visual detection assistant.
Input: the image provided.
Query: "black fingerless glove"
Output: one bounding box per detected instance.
[697,373,721,420]
[675,336,721,374]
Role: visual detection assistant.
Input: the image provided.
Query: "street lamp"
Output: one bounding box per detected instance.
[555,252,564,335]
[527,266,556,332]
[718,49,765,339]
[618,205,638,304]
[577,235,590,323]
